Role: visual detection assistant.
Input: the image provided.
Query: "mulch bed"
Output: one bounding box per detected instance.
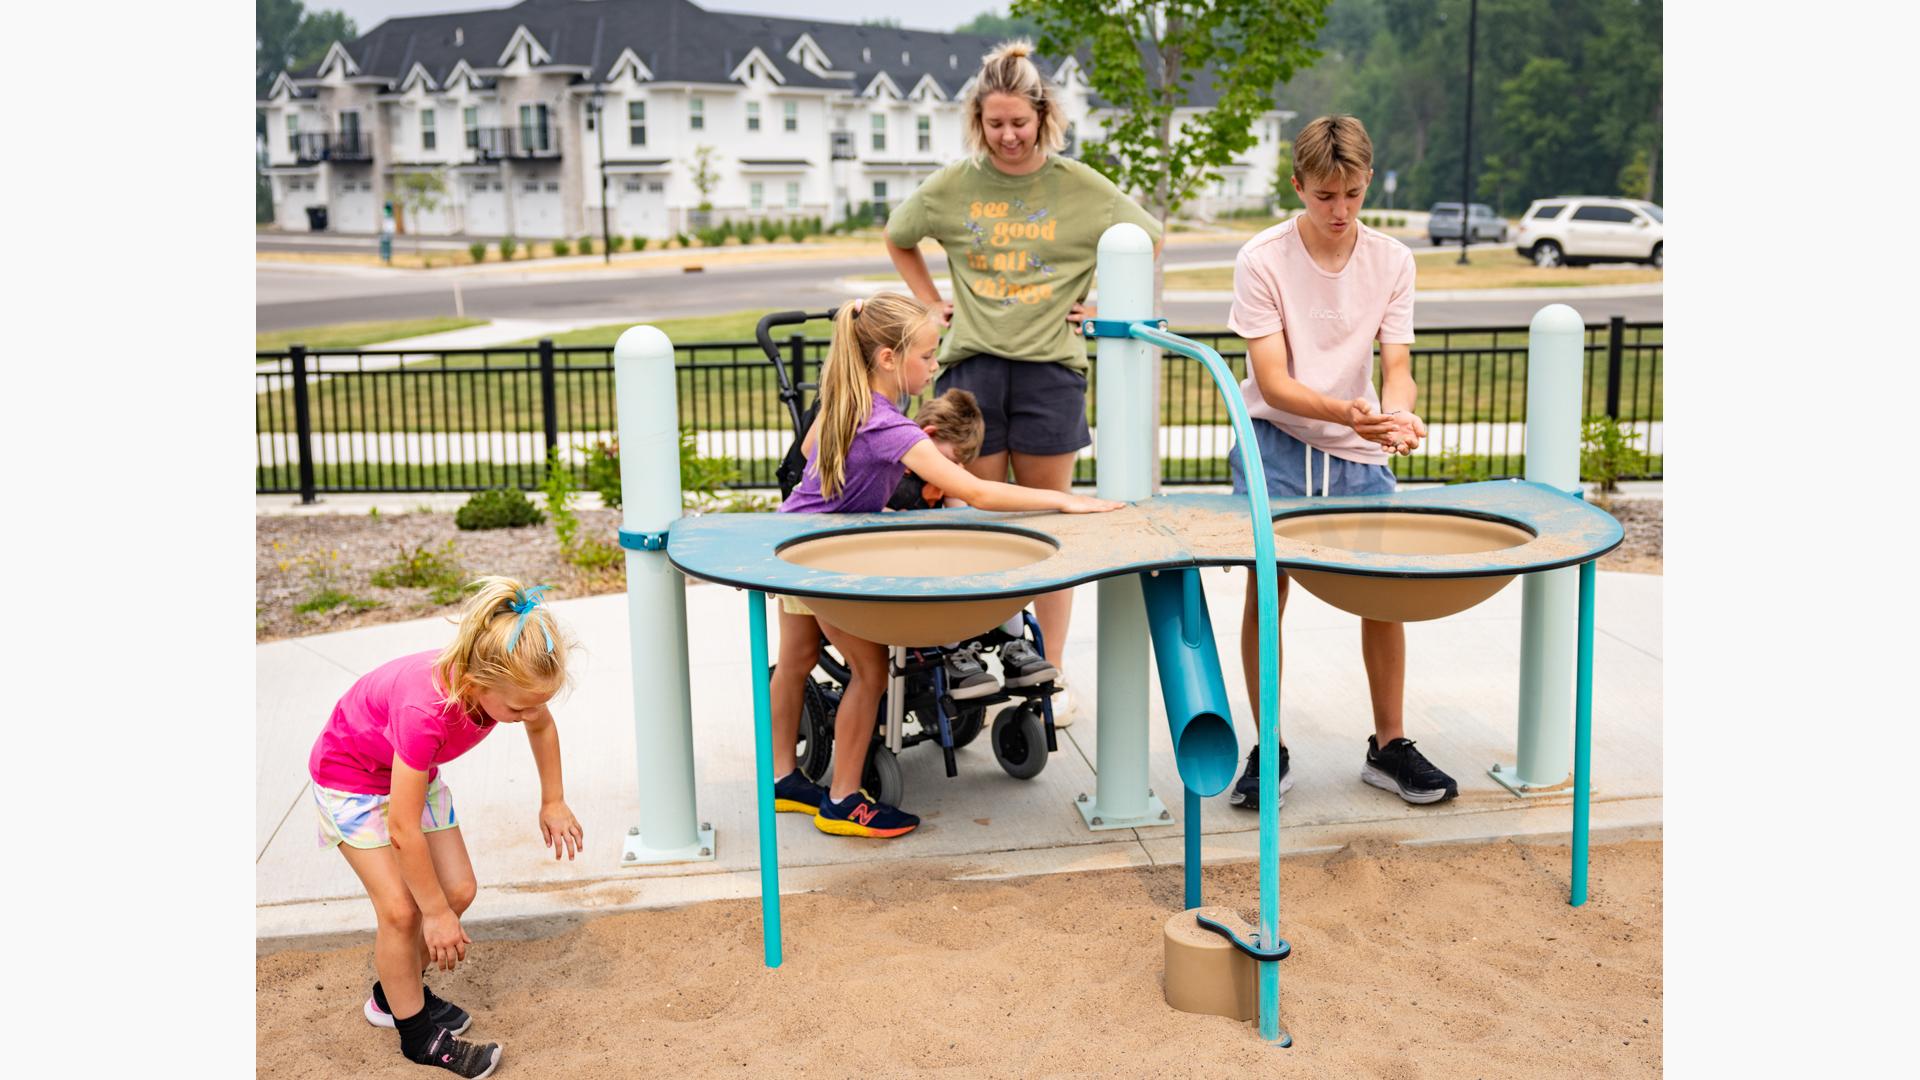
[256,497,1662,642]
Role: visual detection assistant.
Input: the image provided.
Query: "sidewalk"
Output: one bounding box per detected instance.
[256,563,1662,951]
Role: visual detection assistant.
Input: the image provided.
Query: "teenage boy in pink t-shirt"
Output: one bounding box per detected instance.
[1226,115,1459,811]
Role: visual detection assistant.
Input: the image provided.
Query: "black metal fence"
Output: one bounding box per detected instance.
[256,318,1661,502]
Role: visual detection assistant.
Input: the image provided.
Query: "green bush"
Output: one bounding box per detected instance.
[454,487,545,530]
[578,235,594,255]
[499,236,518,261]
[1580,416,1648,493]
[583,440,622,510]
[295,587,380,615]
[675,232,692,248]
[370,540,467,604]
[609,234,626,252]
[680,428,740,502]
[541,449,623,572]
[631,235,647,251]
[467,240,488,264]
[696,225,728,247]
[552,238,572,257]
[759,218,783,243]
[1435,446,1493,485]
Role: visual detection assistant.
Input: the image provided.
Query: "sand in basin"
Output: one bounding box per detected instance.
[258,839,1660,1078]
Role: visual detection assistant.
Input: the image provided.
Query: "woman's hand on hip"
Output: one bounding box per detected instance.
[1066,301,1095,327]
[935,299,954,327]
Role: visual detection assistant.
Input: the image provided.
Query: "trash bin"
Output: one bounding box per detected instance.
[305,205,328,231]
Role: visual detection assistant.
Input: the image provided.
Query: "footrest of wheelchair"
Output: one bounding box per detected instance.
[1194,913,1292,961]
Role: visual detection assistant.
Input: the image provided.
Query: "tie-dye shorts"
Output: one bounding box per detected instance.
[312,777,458,849]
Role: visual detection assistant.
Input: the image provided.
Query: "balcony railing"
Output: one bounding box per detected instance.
[292,131,371,164]
[830,131,856,160]
[470,125,561,161]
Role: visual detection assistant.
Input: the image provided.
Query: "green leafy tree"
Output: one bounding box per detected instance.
[256,0,356,99]
[954,9,1044,38]
[392,169,448,254]
[688,145,720,227]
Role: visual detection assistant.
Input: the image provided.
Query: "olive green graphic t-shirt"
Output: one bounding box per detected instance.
[885,156,1163,374]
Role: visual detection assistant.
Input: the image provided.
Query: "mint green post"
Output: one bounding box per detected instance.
[1495,304,1584,794]
[613,326,713,866]
[1080,223,1166,832]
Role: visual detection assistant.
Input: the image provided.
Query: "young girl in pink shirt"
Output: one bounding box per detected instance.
[307,576,583,1078]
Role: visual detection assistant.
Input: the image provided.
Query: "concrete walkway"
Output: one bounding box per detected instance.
[256,562,1662,951]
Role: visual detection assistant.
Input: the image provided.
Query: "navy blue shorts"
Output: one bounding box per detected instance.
[934,354,1091,457]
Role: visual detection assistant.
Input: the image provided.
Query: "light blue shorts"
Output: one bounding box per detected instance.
[1228,419,1397,499]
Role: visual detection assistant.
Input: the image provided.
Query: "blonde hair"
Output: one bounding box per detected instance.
[963,40,1068,164]
[913,389,984,464]
[1292,115,1374,186]
[433,575,572,718]
[814,292,940,501]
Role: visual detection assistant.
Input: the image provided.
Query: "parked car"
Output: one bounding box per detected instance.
[1514,196,1663,268]
[1427,202,1508,244]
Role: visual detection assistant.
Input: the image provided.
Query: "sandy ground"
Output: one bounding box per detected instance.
[258,839,1660,1078]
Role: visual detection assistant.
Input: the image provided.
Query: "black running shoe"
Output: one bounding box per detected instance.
[998,639,1058,688]
[411,1027,502,1079]
[1362,736,1459,804]
[942,644,1000,701]
[1229,743,1293,810]
[772,769,827,816]
[367,983,471,1037]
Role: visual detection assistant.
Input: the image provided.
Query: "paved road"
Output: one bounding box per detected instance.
[257,238,1660,331]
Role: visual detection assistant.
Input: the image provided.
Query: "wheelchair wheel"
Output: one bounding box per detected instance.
[770,664,836,784]
[862,743,906,807]
[950,704,986,749]
[991,704,1048,780]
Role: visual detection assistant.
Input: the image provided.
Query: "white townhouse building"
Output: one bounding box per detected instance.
[259,0,1293,239]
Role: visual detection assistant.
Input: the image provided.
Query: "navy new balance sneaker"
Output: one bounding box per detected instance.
[772,770,827,816]
[814,789,919,838]
[1229,743,1293,810]
[1361,736,1459,804]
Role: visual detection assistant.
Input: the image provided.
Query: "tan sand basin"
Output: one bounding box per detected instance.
[1273,511,1535,622]
[1164,906,1260,1021]
[777,526,1058,646]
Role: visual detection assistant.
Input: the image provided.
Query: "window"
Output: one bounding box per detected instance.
[1571,204,1635,223]
[1530,203,1566,220]
[917,116,930,153]
[783,100,798,132]
[623,178,642,192]
[519,103,550,152]
[338,110,361,152]
[463,106,479,149]
[750,181,764,210]
[690,97,704,130]
[871,113,886,152]
[286,113,299,153]
[872,180,888,202]
[747,102,760,132]
[785,181,800,209]
[420,109,436,151]
[544,181,559,192]
[628,101,646,145]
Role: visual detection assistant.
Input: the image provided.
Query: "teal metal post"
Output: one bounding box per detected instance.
[1082,223,1166,832]
[1184,787,1202,909]
[614,325,713,866]
[1497,304,1584,794]
[748,590,783,965]
[1571,560,1596,906]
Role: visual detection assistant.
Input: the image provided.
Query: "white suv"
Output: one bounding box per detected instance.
[1514,196,1663,268]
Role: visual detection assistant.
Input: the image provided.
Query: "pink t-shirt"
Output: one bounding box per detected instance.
[308,651,497,794]
[1227,219,1416,465]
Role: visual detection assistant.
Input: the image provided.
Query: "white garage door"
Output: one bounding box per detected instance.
[464,176,506,236]
[515,176,563,239]
[616,178,667,240]
[331,174,377,233]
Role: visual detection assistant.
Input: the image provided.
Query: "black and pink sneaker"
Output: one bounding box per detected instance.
[367,982,472,1037]
[411,1027,502,1079]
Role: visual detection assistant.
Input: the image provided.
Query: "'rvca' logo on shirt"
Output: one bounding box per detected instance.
[1309,307,1344,321]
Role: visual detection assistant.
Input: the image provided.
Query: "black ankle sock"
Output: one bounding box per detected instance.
[372,980,389,1013]
[395,1005,437,1059]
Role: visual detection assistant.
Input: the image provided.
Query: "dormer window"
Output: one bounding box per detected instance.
[901,51,909,65]
[862,47,870,63]
[949,55,956,69]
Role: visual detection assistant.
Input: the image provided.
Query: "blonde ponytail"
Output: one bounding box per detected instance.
[812,293,939,501]
[434,575,572,716]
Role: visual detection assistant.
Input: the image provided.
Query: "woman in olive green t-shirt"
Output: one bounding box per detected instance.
[884,40,1162,715]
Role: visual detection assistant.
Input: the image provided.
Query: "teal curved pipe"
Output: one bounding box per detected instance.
[1138,568,1239,798]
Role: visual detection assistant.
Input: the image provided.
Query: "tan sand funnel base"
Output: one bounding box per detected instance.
[1273,511,1534,622]
[1164,907,1259,1021]
[777,526,1058,646]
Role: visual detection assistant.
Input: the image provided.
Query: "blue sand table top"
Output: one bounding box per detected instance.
[658,481,1622,602]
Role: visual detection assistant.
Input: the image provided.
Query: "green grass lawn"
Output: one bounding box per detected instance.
[256,317,488,354]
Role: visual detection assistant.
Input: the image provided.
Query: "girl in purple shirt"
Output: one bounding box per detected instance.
[769,293,1124,838]
[306,576,582,1078]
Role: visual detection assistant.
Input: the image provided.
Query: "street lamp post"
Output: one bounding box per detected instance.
[590,88,612,264]
[1458,0,1479,265]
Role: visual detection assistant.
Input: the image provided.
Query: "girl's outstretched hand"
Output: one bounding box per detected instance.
[540,801,584,860]
[424,910,469,972]
[1060,494,1126,514]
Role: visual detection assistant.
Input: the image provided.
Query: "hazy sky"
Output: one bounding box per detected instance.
[323,0,1013,36]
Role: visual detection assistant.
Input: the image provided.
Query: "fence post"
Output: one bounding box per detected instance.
[1604,316,1625,420]
[290,344,317,505]
[538,338,560,469]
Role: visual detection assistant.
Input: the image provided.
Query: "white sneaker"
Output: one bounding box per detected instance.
[1049,672,1076,729]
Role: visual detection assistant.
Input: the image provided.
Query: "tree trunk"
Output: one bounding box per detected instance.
[1643,99,1661,202]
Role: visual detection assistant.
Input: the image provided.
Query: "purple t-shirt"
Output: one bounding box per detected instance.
[781,392,928,513]
[307,651,497,794]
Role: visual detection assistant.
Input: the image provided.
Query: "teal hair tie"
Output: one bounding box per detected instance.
[505,585,553,654]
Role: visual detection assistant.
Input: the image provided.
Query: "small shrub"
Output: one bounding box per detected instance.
[499,235,518,261]
[552,238,572,257]
[609,234,627,252]
[680,428,739,503]
[632,235,647,251]
[583,439,622,510]
[455,487,544,530]
[578,235,594,255]
[759,218,782,243]
[468,241,488,264]
[1580,416,1648,494]
[370,540,467,604]
[675,232,692,248]
[541,449,583,553]
[696,225,728,247]
[1435,446,1493,485]
[295,587,380,615]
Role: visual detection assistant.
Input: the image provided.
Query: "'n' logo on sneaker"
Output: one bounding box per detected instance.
[848,802,878,826]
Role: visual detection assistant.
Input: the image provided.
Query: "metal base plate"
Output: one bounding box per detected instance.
[1075,789,1172,830]
[621,823,716,866]
[1487,762,1584,798]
